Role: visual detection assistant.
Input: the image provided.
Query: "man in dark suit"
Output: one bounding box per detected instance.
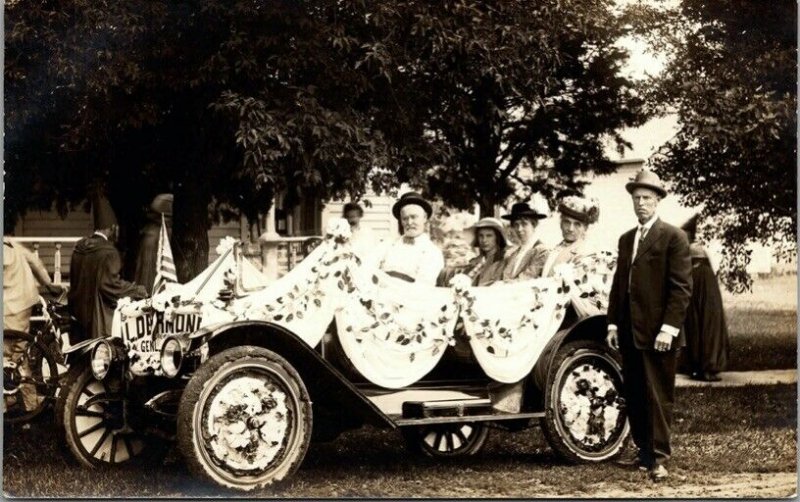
[606,170,692,482]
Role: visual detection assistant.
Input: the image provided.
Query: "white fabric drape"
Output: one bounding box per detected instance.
[335,264,459,388]
[203,240,346,348]
[454,276,570,383]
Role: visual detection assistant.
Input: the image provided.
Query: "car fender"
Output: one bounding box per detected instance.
[62,337,107,367]
[189,320,395,430]
[530,314,611,393]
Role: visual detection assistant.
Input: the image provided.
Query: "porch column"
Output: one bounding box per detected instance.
[259,201,281,281]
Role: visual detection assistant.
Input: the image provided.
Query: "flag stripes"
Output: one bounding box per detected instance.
[153,213,178,294]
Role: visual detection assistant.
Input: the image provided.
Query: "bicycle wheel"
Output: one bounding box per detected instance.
[3,329,59,423]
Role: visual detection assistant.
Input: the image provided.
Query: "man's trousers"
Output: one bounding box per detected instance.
[620,335,679,468]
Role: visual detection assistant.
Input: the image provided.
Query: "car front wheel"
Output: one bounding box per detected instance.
[55,365,159,467]
[177,346,312,491]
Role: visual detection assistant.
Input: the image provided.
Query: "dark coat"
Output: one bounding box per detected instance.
[683,243,729,374]
[133,221,160,295]
[607,218,693,350]
[68,235,147,339]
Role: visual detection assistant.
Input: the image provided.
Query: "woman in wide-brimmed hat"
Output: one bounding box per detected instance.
[542,195,600,277]
[466,217,509,286]
[377,192,444,285]
[499,199,550,281]
[438,217,509,287]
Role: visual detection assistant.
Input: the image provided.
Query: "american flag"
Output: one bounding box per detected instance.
[153,213,178,294]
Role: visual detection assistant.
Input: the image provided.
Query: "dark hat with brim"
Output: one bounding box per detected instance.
[392,192,433,219]
[501,202,547,221]
[625,169,667,198]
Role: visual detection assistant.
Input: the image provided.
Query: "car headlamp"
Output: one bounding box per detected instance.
[160,336,185,378]
[91,340,113,380]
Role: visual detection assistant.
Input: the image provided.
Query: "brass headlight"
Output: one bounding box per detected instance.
[160,336,184,378]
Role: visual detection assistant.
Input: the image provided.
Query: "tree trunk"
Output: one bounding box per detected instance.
[172,173,211,283]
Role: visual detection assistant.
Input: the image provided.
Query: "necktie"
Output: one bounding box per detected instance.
[639,226,648,245]
[402,236,415,245]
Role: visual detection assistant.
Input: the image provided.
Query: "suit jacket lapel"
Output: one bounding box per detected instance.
[619,230,635,271]
[634,219,664,261]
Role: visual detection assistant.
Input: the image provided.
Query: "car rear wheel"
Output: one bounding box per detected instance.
[177,346,312,491]
[541,339,629,463]
[402,422,489,457]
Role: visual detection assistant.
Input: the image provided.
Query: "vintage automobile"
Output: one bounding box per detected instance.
[56,221,628,491]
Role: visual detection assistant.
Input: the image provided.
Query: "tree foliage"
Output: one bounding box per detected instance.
[6,0,648,278]
[641,0,797,291]
[360,1,647,214]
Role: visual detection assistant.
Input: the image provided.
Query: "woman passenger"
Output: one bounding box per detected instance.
[499,201,550,281]
[464,217,508,286]
[541,195,599,277]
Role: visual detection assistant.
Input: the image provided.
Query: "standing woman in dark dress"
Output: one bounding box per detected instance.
[681,214,729,381]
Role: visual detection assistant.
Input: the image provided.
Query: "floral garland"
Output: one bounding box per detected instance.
[553,250,617,313]
[451,273,570,357]
[339,267,458,362]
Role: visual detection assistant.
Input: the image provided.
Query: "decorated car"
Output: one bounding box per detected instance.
[57,219,628,491]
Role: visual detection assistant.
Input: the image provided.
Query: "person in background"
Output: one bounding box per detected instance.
[342,201,375,260]
[499,200,550,281]
[69,194,147,339]
[378,192,444,285]
[606,170,692,482]
[133,193,173,295]
[4,224,64,413]
[680,214,729,382]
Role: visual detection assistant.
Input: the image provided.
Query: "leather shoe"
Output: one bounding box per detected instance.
[649,464,669,482]
[614,453,649,471]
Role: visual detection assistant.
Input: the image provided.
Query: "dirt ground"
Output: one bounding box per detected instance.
[551,472,797,499]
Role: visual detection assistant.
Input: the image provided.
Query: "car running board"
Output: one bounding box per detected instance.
[392,398,544,426]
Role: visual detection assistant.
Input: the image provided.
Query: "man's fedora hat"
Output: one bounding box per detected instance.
[392,192,433,219]
[501,201,548,221]
[625,169,667,198]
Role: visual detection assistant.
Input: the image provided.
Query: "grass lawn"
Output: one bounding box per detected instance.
[3,384,795,498]
[724,308,796,371]
[683,274,797,372]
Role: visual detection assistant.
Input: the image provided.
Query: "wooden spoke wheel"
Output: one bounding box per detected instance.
[402,422,489,458]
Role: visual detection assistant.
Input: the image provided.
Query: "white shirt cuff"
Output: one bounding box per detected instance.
[607,324,618,333]
[661,324,680,337]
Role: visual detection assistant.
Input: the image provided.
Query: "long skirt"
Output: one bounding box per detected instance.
[683,257,729,375]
